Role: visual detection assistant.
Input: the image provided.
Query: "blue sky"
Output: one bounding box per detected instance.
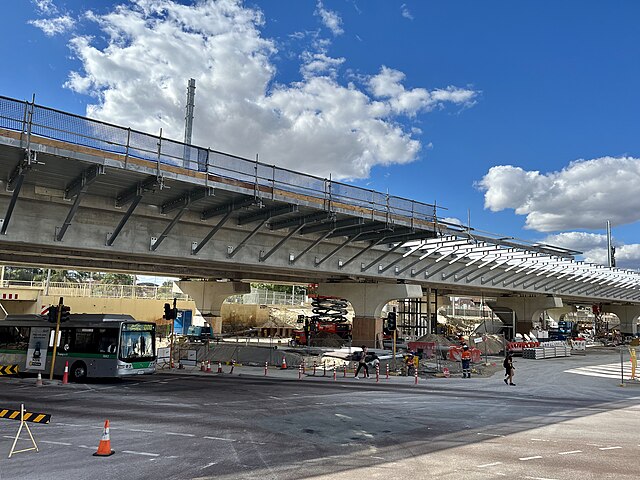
[3,0,640,272]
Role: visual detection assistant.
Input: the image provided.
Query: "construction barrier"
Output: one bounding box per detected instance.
[506,341,540,353]
[1,404,51,458]
[0,364,19,376]
[448,346,482,362]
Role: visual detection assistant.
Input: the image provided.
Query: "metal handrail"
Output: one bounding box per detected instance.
[0,95,440,227]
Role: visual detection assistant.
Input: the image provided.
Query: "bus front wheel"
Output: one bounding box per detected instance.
[70,362,87,382]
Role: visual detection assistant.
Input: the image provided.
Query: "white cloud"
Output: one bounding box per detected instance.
[401,4,414,20]
[33,0,57,15]
[315,1,344,36]
[29,15,75,36]
[369,67,477,117]
[478,157,640,232]
[543,232,640,270]
[61,0,476,180]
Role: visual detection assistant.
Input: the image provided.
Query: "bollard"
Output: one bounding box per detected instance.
[343,364,347,378]
[298,363,303,380]
[386,363,389,379]
[414,367,418,385]
[302,361,306,374]
[323,362,326,377]
[264,361,268,376]
[36,373,43,387]
[333,366,337,381]
[206,360,212,373]
[230,359,235,374]
[376,363,380,383]
[200,361,206,372]
[313,361,317,376]
[217,362,223,373]
[62,361,69,385]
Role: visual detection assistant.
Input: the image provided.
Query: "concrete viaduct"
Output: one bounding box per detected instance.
[1,95,639,345]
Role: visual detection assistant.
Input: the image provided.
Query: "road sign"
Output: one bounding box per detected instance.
[0,364,19,376]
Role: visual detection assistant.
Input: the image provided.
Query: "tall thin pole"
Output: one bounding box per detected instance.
[49,296,64,380]
[183,78,196,168]
[606,220,614,267]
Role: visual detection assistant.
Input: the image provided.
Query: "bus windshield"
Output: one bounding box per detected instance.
[119,322,155,362]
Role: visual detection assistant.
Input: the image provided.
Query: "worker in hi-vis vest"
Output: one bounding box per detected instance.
[461,345,471,378]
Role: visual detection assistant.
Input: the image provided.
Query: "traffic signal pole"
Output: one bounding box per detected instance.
[49,297,64,380]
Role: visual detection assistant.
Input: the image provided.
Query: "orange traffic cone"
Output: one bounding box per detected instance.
[93,420,115,456]
[36,373,43,387]
[217,362,223,373]
[62,361,69,385]
[281,356,287,369]
[200,361,206,372]
[206,360,212,373]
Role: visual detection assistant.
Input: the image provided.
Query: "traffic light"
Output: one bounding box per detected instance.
[387,311,396,331]
[164,303,175,320]
[47,306,58,323]
[60,305,71,322]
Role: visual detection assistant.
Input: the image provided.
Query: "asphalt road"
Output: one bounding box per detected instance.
[1,348,639,480]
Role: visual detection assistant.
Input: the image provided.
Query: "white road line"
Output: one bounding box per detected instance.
[204,436,235,442]
[123,450,160,457]
[519,455,542,461]
[201,462,217,469]
[558,450,582,455]
[129,429,154,433]
[77,445,93,449]
[166,432,195,437]
[477,433,505,437]
[525,476,560,480]
[530,438,548,442]
[599,446,622,450]
[41,440,73,446]
[477,462,502,468]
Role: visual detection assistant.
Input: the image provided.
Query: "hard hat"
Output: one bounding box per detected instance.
[463,345,469,350]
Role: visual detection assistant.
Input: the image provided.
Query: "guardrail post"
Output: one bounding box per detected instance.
[124,128,131,168]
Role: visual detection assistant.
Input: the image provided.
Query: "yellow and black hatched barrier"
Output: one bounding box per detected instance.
[0,364,19,376]
[1,404,51,458]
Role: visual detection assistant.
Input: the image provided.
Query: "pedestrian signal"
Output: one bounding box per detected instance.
[164,303,175,320]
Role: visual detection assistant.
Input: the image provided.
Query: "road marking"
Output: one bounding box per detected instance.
[201,462,217,469]
[558,450,582,455]
[78,445,93,449]
[525,477,559,480]
[477,462,502,468]
[41,440,72,446]
[123,450,160,457]
[599,446,622,450]
[477,433,504,437]
[130,429,154,433]
[530,438,549,442]
[204,436,235,442]
[519,455,542,461]
[166,432,195,437]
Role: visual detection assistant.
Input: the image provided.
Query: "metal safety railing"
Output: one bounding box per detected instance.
[0,95,441,228]
[0,280,188,300]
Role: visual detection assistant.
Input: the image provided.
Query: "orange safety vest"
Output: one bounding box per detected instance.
[461,350,471,360]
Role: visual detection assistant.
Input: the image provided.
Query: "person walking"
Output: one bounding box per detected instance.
[503,353,515,385]
[461,345,471,378]
[354,346,369,378]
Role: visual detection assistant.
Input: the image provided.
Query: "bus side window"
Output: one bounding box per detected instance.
[1,326,30,351]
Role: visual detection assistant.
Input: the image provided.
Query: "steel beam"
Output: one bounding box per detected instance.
[228,219,268,258]
[315,233,362,266]
[299,218,364,235]
[237,205,298,226]
[201,197,256,220]
[260,224,305,262]
[269,212,334,230]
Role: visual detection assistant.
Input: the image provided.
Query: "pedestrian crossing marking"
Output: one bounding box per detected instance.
[565,362,635,380]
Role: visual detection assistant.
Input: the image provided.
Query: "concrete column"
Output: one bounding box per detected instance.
[318,283,423,347]
[602,305,640,335]
[487,296,563,336]
[175,281,251,333]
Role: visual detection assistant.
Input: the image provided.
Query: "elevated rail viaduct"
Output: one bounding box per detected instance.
[1,95,639,344]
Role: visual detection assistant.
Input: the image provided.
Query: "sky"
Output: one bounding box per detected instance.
[3,0,640,277]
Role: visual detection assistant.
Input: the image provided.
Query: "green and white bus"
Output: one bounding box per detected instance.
[0,314,156,381]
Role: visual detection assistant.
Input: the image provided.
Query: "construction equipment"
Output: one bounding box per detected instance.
[290,296,351,347]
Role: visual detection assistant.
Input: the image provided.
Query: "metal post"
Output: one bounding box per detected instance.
[620,347,625,387]
[48,297,64,380]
